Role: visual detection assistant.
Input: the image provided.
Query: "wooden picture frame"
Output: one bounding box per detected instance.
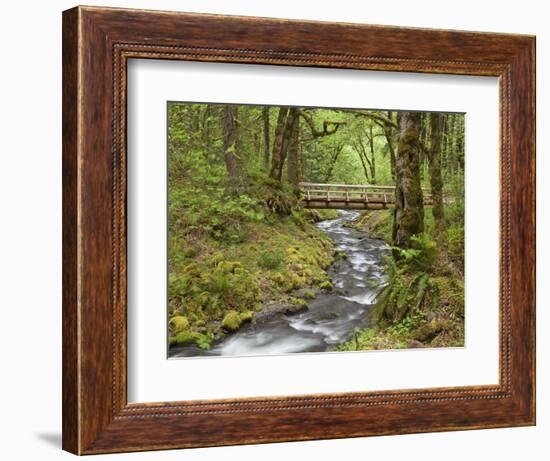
[62,5,535,455]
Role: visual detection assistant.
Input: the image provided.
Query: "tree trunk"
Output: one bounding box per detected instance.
[324,145,343,182]
[263,106,270,169]
[287,118,301,187]
[393,112,424,248]
[367,126,376,184]
[429,113,446,243]
[269,108,288,180]
[455,115,465,171]
[384,111,396,180]
[222,105,239,179]
[270,107,299,181]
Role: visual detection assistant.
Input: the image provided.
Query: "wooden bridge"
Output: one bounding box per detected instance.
[300,182,432,210]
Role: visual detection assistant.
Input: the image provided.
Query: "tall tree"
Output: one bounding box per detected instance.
[222,105,240,180]
[269,107,288,180]
[352,130,376,184]
[323,145,344,182]
[270,107,299,181]
[383,111,397,180]
[428,113,447,243]
[286,118,301,187]
[393,112,424,248]
[262,106,270,169]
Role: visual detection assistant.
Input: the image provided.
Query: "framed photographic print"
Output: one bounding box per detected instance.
[62,5,535,455]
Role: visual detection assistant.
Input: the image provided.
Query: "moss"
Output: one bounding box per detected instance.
[175,330,211,349]
[316,209,339,220]
[289,297,307,306]
[222,310,242,331]
[168,315,189,334]
[168,336,177,346]
[303,289,316,300]
[411,320,450,342]
[319,281,333,291]
[239,310,254,323]
[353,209,394,243]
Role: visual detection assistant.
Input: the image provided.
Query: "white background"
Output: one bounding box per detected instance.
[0,0,546,460]
[128,60,499,402]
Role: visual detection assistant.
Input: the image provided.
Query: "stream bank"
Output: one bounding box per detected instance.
[170,210,390,357]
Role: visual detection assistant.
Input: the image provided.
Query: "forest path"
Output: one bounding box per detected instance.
[171,211,390,358]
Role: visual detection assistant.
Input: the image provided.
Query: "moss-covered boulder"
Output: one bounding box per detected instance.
[174,330,211,349]
[411,320,450,343]
[168,315,189,334]
[222,310,242,331]
[319,280,333,291]
[239,310,254,323]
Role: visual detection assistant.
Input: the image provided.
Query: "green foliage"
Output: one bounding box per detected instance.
[258,250,285,270]
[447,224,465,269]
[392,234,438,272]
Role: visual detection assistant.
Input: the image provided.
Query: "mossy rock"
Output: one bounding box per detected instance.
[239,310,254,323]
[174,330,201,345]
[168,315,189,334]
[222,310,242,331]
[411,320,450,343]
[289,297,307,306]
[319,281,333,291]
[174,330,211,349]
[168,336,177,347]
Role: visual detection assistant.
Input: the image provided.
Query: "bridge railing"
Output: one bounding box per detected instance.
[299,182,432,205]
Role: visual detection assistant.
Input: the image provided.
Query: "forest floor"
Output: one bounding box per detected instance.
[335,207,465,351]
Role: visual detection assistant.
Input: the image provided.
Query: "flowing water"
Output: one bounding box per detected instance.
[170,210,390,358]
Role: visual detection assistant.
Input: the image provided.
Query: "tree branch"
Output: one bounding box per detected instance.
[299,110,346,138]
[335,109,398,129]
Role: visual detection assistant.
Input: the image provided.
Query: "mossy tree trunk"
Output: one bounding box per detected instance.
[429,113,447,244]
[367,126,377,183]
[263,106,270,170]
[324,145,343,182]
[270,107,299,181]
[287,117,301,187]
[393,111,424,248]
[382,110,397,180]
[222,105,240,180]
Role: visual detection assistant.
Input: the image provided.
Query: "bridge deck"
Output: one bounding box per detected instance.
[299,182,432,210]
